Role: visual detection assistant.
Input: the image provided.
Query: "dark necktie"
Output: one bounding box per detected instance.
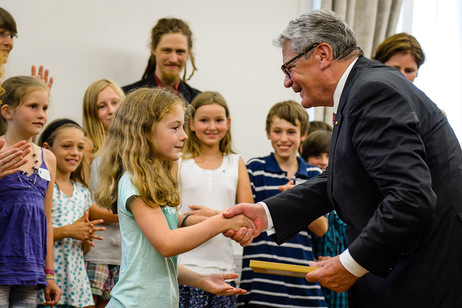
[333,112,337,125]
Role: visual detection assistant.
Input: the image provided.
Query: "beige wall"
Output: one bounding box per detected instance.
[2,0,314,161]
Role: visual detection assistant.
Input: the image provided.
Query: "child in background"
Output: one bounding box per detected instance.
[300,129,348,308]
[300,130,331,172]
[176,91,253,308]
[95,88,252,308]
[82,79,125,184]
[299,121,332,156]
[0,76,61,306]
[37,119,106,307]
[82,79,123,308]
[239,100,327,308]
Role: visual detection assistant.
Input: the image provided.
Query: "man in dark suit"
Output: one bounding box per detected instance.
[224,10,462,307]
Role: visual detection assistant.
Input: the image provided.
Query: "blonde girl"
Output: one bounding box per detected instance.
[95,88,252,308]
[177,91,253,308]
[82,79,123,308]
[82,79,125,184]
[37,119,105,307]
[0,76,61,307]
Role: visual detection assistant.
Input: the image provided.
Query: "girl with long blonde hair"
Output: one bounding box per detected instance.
[95,88,252,307]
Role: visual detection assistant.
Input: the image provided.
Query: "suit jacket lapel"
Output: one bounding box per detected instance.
[328,56,370,203]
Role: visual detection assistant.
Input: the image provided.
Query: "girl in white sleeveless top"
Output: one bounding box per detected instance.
[176,91,253,308]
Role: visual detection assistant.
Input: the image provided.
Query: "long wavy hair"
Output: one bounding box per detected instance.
[142,18,197,81]
[82,79,125,153]
[95,88,185,211]
[182,91,234,159]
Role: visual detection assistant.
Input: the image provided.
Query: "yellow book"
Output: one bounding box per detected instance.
[250,260,318,278]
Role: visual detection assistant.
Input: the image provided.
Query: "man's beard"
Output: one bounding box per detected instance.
[160,70,181,87]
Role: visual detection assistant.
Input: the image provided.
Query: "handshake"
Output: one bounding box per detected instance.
[220,203,268,246]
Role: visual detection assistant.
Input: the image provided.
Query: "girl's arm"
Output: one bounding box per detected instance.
[130,197,254,257]
[42,148,62,306]
[308,216,328,237]
[177,264,246,296]
[236,157,254,204]
[178,213,207,228]
[83,138,94,185]
[89,204,118,223]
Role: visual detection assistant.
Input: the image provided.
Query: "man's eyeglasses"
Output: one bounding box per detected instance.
[0,31,18,40]
[281,43,319,79]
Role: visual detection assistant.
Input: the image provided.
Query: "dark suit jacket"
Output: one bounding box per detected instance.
[264,56,462,307]
[122,74,200,103]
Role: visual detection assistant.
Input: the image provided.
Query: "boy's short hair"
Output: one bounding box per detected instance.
[0,8,17,34]
[307,120,333,135]
[265,100,308,134]
[300,130,332,162]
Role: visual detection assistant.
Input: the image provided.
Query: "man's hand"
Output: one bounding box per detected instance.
[31,65,53,91]
[307,255,359,293]
[222,203,268,246]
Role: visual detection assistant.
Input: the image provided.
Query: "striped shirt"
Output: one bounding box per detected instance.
[238,153,327,308]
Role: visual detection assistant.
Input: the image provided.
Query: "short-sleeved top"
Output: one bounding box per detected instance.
[177,154,239,275]
[107,172,179,308]
[238,153,327,308]
[37,182,94,307]
[0,149,49,286]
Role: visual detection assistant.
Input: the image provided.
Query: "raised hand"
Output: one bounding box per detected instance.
[0,140,31,179]
[306,256,358,293]
[31,65,54,91]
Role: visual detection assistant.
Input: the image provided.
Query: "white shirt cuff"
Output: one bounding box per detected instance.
[339,249,368,277]
[259,201,275,235]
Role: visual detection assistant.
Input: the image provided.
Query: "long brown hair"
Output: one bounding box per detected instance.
[142,18,197,81]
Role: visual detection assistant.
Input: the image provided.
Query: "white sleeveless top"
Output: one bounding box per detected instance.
[177,154,240,274]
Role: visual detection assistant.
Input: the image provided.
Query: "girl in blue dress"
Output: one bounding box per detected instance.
[0,76,61,307]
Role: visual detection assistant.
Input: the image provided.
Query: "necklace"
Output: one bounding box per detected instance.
[17,144,39,189]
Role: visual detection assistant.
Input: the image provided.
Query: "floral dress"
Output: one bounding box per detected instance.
[37,182,94,307]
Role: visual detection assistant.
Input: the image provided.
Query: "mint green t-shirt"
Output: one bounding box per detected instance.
[107,172,179,308]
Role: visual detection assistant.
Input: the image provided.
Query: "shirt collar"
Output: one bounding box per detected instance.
[266,153,310,178]
[333,57,358,114]
[154,73,180,93]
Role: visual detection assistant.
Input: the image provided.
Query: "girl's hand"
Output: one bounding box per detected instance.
[226,213,256,233]
[0,140,31,179]
[42,278,62,306]
[185,205,220,217]
[67,211,105,241]
[199,273,247,296]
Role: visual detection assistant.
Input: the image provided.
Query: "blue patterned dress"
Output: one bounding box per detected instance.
[37,182,94,307]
